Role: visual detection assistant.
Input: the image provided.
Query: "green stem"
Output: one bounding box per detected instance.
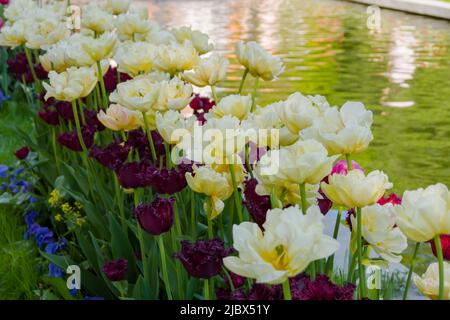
[71,100,88,152]
[24,47,41,93]
[96,61,108,107]
[345,154,353,171]
[237,68,249,94]
[141,112,157,161]
[299,183,308,214]
[282,279,292,300]
[190,190,196,238]
[250,76,260,112]
[204,279,210,300]
[211,85,218,102]
[244,143,254,178]
[158,235,173,300]
[326,207,342,275]
[164,142,171,169]
[434,235,445,300]
[403,242,420,300]
[51,127,61,175]
[229,163,243,222]
[135,192,151,287]
[347,254,357,282]
[207,215,213,239]
[356,207,365,299]
[114,174,127,233]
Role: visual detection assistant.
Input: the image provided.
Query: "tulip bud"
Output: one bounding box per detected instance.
[133,196,175,235]
[14,147,30,160]
[102,259,128,281]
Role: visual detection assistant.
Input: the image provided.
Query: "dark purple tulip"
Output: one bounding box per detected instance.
[345,208,355,231]
[57,127,95,152]
[248,283,283,300]
[55,101,76,121]
[133,196,175,235]
[7,53,28,77]
[89,142,130,170]
[115,161,151,189]
[216,288,247,300]
[189,95,215,125]
[35,63,48,80]
[103,67,132,93]
[175,239,232,279]
[142,163,192,194]
[84,109,105,132]
[290,274,355,300]
[38,106,60,126]
[102,259,128,281]
[14,147,30,160]
[317,189,332,215]
[125,129,165,162]
[243,178,271,228]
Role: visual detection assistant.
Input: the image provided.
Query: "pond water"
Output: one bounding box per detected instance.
[143,0,450,193]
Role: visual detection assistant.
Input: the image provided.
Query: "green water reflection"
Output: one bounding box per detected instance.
[147,0,450,193]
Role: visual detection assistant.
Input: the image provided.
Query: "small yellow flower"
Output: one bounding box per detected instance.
[75,202,83,210]
[48,189,61,207]
[61,202,73,214]
[55,214,63,222]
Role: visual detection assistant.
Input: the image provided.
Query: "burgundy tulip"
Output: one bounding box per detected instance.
[57,127,95,152]
[103,67,132,93]
[317,189,333,215]
[243,178,271,228]
[174,239,232,279]
[14,147,30,160]
[142,163,192,194]
[38,106,60,126]
[133,196,175,235]
[290,274,355,300]
[115,161,151,189]
[248,283,283,300]
[430,234,450,261]
[89,142,130,170]
[102,259,128,281]
[216,288,247,300]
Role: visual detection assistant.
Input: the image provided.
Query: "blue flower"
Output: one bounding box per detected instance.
[45,238,67,254]
[0,165,8,179]
[29,196,37,203]
[48,263,64,278]
[69,288,78,297]
[34,226,53,248]
[24,210,38,226]
[15,167,25,175]
[24,223,39,240]
[0,90,6,107]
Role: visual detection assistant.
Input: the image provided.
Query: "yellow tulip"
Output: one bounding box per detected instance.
[171,26,213,55]
[114,41,156,76]
[182,54,228,87]
[154,41,200,75]
[207,94,251,121]
[235,41,284,81]
[81,4,115,35]
[321,169,392,208]
[97,104,142,131]
[414,262,450,300]
[103,0,131,15]
[185,165,233,219]
[154,77,193,111]
[0,20,28,48]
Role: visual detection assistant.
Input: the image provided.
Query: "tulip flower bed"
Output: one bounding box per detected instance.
[0,0,449,301]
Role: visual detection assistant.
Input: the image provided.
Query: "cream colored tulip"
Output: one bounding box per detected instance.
[414,262,450,300]
[156,110,195,144]
[277,139,339,185]
[223,205,339,284]
[4,0,37,22]
[301,102,373,155]
[182,54,228,87]
[350,204,407,263]
[321,170,392,208]
[116,13,157,42]
[145,29,176,46]
[109,75,160,112]
[208,94,251,121]
[392,183,450,243]
[246,102,299,148]
[66,33,117,66]
[43,66,98,102]
[154,77,193,111]
[104,0,131,15]
[0,20,28,48]
[113,41,155,76]
[185,165,233,219]
[39,40,73,73]
[153,41,200,75]
[235,41,284,81]
[97,104,142,131]
[171,26,213,55]
[277,92,328,134]
[81,4,115,35]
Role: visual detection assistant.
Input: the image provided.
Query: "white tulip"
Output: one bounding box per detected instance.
[223,205,339,284]
[182,54,229,87]
[351,204,407,263]
[414,262,450,300]
[393,183,450,243]
[301,102,373,155]
[172,26,213,54]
